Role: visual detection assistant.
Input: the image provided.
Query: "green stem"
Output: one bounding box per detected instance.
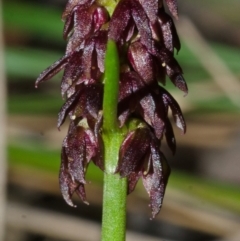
[101,40,127,241]
[102,40,119,135]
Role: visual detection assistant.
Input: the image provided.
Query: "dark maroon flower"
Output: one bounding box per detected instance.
[35,56,69,88]
[165,0,178,19]
[63,2,109,54]
[109,0,187,94]
[36,29,108,98]
[152,8,181,53]
[118,72,185,152]
[62,0,94,20]
[111,0,187,216]
[58,81,103,129]
[116,127,152,177]
[128,41,155,84]
[109,0,154,50]
[36,0,187,217]
[60,120,102,206]
[36,0,107,206]
[138,0,158,23]
[116,125,170,218]
[127,39,187,93]
[61,31,107,97]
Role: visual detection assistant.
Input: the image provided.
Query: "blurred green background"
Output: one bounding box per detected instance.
[1,0,240,241]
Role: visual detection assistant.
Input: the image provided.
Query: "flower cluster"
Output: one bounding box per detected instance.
[36,0,187,218]
[36,0,108,206]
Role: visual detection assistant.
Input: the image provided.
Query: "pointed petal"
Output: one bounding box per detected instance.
[165,0,178,19]
[142,142,170,218]
[139,93,166,139]
[68,145,86,185]
[64,126,87,184]
[128,41,155,84]
[119,72,134,102]
[65,5,94,54]
[60,145,89,205]
[92,135,104,170]
[128,172,141,194]
[117,128,151,177]
[58,89,81,128]
[131,0,153,51]
[80,38,95,80]
[62,0,94,20]
[153,45,187,93]
[92,114,104,170]
[161,87,186,133]
[164,55,188,93]
[165,118,176,154]
[94,111,103,138]
[59,145,76,207]
[84,129,98,162]
[158,11,181,52]
[138,0,158,23]
[71,84,103,126]
[152,92,167,139]
[35,56,69,88]
[153,112,165,139]
[119,71,145,103]
[63,9,75,40]
[139,94,156,127]
[169,73,188,94]
[95,30,108,73]
[109,0,131,41]
[118,71,146,126]
[76,184,89,205]
[118,110,130,127]
[61,50,83,96]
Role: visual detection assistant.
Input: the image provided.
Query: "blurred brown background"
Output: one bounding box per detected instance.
[1,0,240,240]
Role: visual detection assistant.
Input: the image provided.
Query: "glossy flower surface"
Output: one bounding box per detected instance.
[110,0,187,217]
[36,0,187,217]
[36,0,107,205]
[117,125,171,218]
